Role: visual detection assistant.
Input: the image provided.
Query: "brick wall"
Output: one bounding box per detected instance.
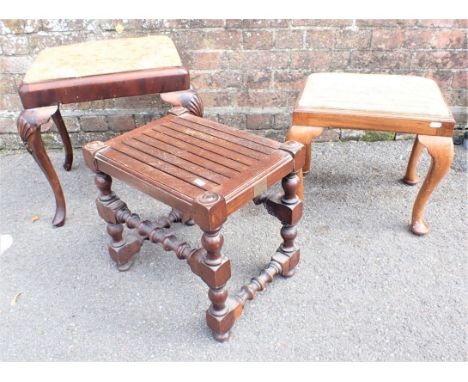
[0,19,466,149]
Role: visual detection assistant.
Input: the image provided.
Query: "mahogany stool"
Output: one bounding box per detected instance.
[17,36,201,227]
[287,73,455,235]
[82,106,305,341]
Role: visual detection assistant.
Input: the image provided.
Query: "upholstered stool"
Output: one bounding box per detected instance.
[17,36,201,226]
[83,106,305,341]
[287,73,455,235]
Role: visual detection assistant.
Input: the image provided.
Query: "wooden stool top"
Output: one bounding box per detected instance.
[19,36,189,109]
[293,73,455,137]
[83,109,304,228]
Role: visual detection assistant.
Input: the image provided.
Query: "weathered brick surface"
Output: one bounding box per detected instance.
[0,19,466,149]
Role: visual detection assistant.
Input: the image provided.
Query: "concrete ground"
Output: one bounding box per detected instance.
[0,140,466,361]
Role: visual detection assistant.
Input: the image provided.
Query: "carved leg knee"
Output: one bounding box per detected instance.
[286,125,323,175]
[95,172,141,271]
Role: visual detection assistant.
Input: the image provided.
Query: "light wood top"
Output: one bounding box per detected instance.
[296,73,453,122]
[23,36,183,84]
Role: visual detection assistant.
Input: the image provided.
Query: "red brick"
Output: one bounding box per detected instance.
[305,30,336,49]
[416,19,465,28]
[0,94,21,111]
[243,30,274,50]
[0,20,40,34]
[246,114,273,130]
[107,115,135,132]
[432,30,466,49]
[227,51,290,70]
[444,89,467,106]
[241,20,288,28]
[350,51,411,70]
[403,30,434,49]
[217,113,246,129]
[0,35,30,55]
[273,70,307,91]
[170,30,206,51]
[411,51,465,70]
[0,118,16,133]
[371,29,405,49]
[41,19,95,32]
[191,70,243,90]
[112,95,157,109]
[275,30,304,49]
[452,72,467,89]
[356,19,417,27]
[79,116,108,132]
[187,51,225,70]
[203,30,242,49]
[197,91,236,108]
[417,71,452,93]
[236,90,293,108]
[291,20,353,27]
[243,70,272,89]
[273,113,292,130]
[0,74,20,93]
[291,51,350,71]
[163,19,224,28]
[335,30,371,49]
[0,56,33,74]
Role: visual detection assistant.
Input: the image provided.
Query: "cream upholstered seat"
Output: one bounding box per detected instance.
[23,36,183,84]
[296,72,453,123]
[288,72,455,236]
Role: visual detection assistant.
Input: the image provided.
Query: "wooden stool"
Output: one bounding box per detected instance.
[287,73,455,235]
[17,36,202,227]
[82,107,305,341]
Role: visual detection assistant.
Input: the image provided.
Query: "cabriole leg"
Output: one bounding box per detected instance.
[17,106,66,227]
[410,135,454,236]
[286,125,323,199]
[51,107,73,171]
[403,135,424,185]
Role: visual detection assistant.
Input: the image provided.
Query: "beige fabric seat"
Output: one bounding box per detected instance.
[23,36,182,84]
[297,72,453,122]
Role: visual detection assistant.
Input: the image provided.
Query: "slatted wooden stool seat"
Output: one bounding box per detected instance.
[83,107,305,341]
[17,35,201,226]
[288,72,455,235]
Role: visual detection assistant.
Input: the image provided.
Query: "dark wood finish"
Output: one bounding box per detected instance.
[288,73,456,235]
[17,105,67,226]
[83,111,305,341]
[18,57,192,226]
[19,67,190,109]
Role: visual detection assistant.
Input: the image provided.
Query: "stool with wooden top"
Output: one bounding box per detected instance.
[17,36,202,227]
[82,106,305,341]
[287,73,455,235]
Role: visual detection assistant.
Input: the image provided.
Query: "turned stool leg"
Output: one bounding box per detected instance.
[403,136,425,185]
[95,172,141,271]
[278,170,302,277]
[287,125,323,199]
[200,227,233,342]
[409,135,454,236]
